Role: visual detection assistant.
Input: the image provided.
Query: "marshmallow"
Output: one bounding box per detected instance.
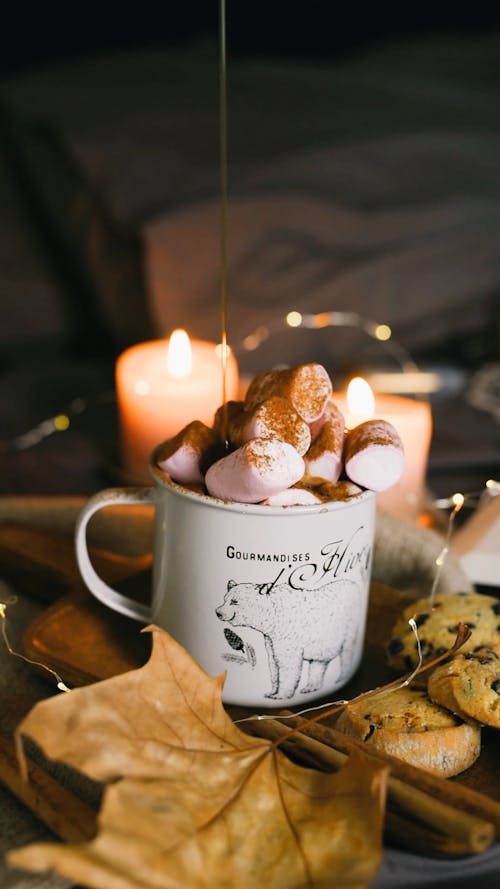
[154,421,219,485]
[214,396,311,456]
[244,363,333,423]
[262,487,322,506]
[205,438,305,503]
[309,400,345,441]
[304,403,345,481]
[344,419,404,492]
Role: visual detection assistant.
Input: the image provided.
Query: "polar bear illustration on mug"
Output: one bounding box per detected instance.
[215,579,363,699]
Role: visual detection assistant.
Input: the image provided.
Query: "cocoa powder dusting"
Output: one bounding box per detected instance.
[288,364,332,422]
[246,439,278,477]
[298,477,363,502]
[316,480,363,502]
[243,363,332,424]
[305,411,345,460]
[257,397,310,453]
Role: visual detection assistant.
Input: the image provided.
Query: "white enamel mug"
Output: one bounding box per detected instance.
[75,464,376,708]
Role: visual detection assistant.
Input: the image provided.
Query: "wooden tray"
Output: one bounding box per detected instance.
[22,577,500,805]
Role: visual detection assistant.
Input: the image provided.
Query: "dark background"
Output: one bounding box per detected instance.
[1,1,500,498]
[1,2,500,75]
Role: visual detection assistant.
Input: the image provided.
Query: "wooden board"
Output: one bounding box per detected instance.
[22,579,152,686]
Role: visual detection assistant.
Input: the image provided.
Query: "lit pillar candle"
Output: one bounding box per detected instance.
[333,377,432,522]
[116,329,239,482]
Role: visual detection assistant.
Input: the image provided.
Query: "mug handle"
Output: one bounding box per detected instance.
[75,486,156,623]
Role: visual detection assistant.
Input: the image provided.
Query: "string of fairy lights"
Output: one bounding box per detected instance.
[242,310,420,377]
[0,596,71,693]
[233,620,424,724]
[0,310,422,456]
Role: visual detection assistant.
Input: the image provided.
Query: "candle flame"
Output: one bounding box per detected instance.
[347,377,375,421]
[167,329,192,378]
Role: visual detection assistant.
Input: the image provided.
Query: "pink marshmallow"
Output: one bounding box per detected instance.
[205,438,305,503]
[344,419,404,492]
[309,401,345,441]
[304,405,345,481]
[244,363,333,423]
[154,421,219,485]
[214,396,311,456]
[262,487,322,506]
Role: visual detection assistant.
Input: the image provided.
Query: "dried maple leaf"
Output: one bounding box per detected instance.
[8,627,388,889]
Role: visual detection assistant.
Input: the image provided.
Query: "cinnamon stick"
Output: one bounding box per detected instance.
[280,713,500,836]
[0,734,96,842]
[243,717,495,856]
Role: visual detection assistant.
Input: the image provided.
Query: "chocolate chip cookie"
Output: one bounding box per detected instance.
[335,687,481,776]
[428,644,500,728]
[386,592,500,672]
